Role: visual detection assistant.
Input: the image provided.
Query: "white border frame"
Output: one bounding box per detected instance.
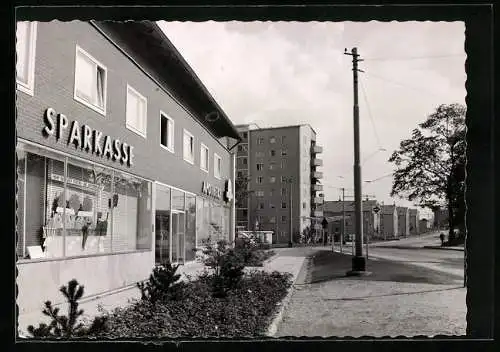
[16,21,37,96]
[183,129,195,165]
[159,110,175,153]
[200,143,209,173]
[125,84,148,138]
[73,45,108,116]
[214,153,222,179]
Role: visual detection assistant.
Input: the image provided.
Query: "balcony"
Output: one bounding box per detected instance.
[311,145,323,154]
[312,197,324,204]
[312,171,323,179]
[312,184,323,192]
[311,158,323,167]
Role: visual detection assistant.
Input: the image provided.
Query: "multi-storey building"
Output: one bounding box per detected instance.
[380,204,398,239]
[397,206,410,237]
[15,20,240,331]
[234,124,323,244]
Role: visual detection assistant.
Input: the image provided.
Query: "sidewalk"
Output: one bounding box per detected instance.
[274,251,466,337]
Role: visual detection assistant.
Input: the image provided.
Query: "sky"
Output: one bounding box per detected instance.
[157,21,466,220]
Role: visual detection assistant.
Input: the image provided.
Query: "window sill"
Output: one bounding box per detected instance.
[183,157,195,165]
[17,82,34,96]
[126,124,147,138]
[160,144,174,154]
[200,167,209,173]
[16,248,152,265]
[73,95,106,117]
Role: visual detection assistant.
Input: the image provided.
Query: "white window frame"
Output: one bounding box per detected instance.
[16,21,37,96]
[200,143,209,173]
[270,136,276,144]
[269,176,276,183]
[214,153,222,179]
[73,45,108,116]
[256,191,264,197]
[256,176,263,184]
[159,111,175,153]
[281,202,287,209]
[256,163,264,171]
[125,84,148,137]
[183,129,195,165]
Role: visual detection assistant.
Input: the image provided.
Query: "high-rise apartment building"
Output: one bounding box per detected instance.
[235,124,323,244]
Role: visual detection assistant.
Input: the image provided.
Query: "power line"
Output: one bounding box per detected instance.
[364,54,464,62]
[359,77,382,149]
[365,172,394,183]
[362,71,441,98]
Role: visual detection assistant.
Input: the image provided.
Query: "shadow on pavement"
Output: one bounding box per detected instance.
[310,251,461,285]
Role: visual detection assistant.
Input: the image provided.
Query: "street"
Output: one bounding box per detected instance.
[273,233,466,337]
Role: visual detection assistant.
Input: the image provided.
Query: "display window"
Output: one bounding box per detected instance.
[16,142,152,261]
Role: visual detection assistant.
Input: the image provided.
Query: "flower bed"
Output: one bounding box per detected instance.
[100,270,292,338]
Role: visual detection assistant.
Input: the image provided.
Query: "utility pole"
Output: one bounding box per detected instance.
[345,47,367,275]
[341,187,345,254]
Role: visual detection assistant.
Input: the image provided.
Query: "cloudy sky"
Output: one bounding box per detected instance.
[158,21,466,219]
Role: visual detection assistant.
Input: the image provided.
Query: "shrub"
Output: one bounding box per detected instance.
[27,279,107,338]
[137,261,184,304]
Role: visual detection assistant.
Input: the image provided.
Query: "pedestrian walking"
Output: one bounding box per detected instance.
[440,232,445,246]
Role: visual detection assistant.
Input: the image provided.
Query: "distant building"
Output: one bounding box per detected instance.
[433,207,449,229]
[397,207,410,237]
[380,205,398,239]
[319,199,381,239]
[409,208,420,236]
[234,124,323,244]
[419,218,430,234]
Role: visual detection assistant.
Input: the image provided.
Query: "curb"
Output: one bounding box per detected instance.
[423,246,464,252]
[265,256,310,337]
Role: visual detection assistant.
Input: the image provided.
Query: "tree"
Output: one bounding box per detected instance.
[389,103,466,243]
[234,174,252,209]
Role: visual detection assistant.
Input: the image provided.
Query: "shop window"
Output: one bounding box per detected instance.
[160,112,174,152]
[185,195,196,262]
[155,185,171,265]
[126,84,147,137]
[74,46,107,115]
[16,143,152,261]
[16,21,37,96]
[200,144,209,172]
[183,129,195,164]
[214,153,222,179]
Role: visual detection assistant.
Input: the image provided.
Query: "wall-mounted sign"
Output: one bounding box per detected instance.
[224,179,233,202]
[42,108,134,167]
[202,181,222,200]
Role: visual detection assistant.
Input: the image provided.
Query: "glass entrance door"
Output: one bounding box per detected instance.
[155,210,170,265]
[171,211,185,264]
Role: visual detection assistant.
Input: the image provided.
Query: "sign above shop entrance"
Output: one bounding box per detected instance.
[202,181,222,200]
[42,107,135,167]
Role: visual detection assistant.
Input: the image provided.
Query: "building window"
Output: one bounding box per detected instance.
[270,203,276,209]
[214,153,222,179]
[256,151,264,157]
[281,215,287,223]
[237,145,243,152]
[281,160,286,169]
[303,202,307,209]
[281,202,287,209]
[257,137,264,145]
[242,132,248,139]
[281,176,288,183]
[126,84,147,137]
[183,130,195,164]
[269,176,276,183]
[256,163,264,171]
[269,216,276,224]
[259,202,265,210]
[270,150,276,157]
[281,136,286,144]
[270,136,276,144]
[16,21,37,96]
[237,171,243,178]
[269,189,274,197]
[281,188,287,196]
[269,162,276,170]
[256,176,263,184]
[242,158,248,165]
[160,112,174,152]
[16,143,152,261]
[74,46,107,115]
[256,190,264,197]
[200,144,209,172]
[281,149,288,156]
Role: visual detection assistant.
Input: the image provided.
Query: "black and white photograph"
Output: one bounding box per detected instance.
[12,4,494,344]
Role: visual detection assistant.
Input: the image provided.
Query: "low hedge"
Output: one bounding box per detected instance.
[100,270,292,338]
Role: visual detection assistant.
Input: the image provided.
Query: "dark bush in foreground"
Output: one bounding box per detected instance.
[137,261,185,303]
[27,279,107,338]
[101,270,293,338]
